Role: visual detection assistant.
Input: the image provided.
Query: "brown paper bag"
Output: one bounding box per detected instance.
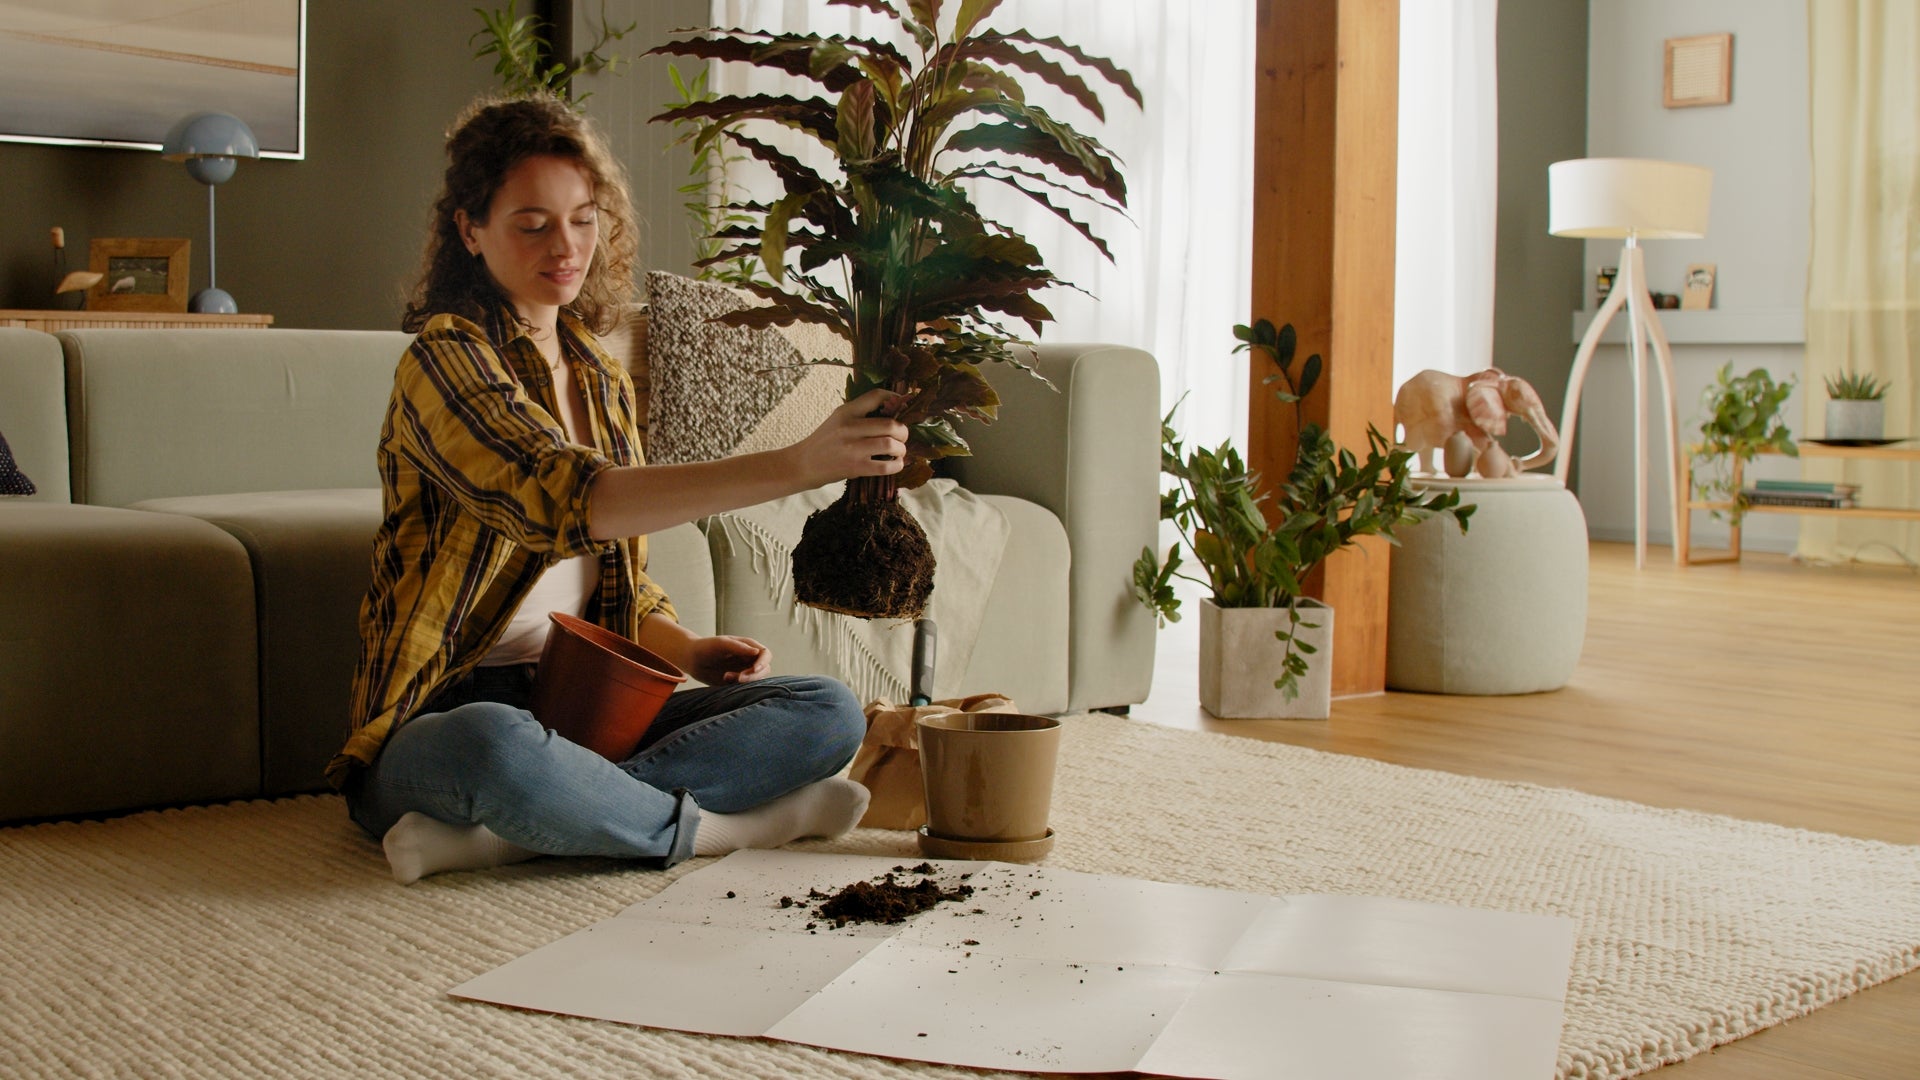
[849,694,1016,830]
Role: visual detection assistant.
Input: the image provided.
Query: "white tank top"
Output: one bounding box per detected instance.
[480,554,599,666]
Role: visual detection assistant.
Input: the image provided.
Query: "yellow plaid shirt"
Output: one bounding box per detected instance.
[327,304,675,789]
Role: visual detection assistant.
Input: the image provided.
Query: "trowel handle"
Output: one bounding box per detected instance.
[910,618,937,706]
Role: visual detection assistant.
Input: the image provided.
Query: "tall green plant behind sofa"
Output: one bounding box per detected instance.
[0,324,1157,824]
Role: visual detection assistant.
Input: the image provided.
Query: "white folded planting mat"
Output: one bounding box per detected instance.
[453,850,1576,1078]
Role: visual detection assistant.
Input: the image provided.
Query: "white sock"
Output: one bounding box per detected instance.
[692,778,871,857]
[381,811,540,885]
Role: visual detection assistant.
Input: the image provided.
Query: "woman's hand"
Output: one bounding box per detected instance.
[789,388,910,489]
[681,634,772,686]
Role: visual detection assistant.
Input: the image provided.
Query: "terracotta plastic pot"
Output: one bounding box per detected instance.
[530,612,687,762]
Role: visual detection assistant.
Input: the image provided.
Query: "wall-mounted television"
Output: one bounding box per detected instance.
[0,0,305,159]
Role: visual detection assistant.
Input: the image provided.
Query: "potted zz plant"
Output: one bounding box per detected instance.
[647,0,1140,618]
[1823,370,1891,443]
[1132,320,1473,719]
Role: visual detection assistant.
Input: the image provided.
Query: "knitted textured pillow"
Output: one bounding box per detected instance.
[643,271,849,466]
[0,429,36,496]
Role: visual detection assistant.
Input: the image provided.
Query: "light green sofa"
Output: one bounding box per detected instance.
[0,325,1158,823]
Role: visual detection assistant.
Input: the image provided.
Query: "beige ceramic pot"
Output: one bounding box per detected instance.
[916,712,1061,860]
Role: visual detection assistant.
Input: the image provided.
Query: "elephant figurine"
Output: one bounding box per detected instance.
[1393,368,1559,478]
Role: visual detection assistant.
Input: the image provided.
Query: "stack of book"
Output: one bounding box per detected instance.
[1742,479,1860,508]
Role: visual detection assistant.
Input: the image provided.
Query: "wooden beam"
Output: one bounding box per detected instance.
[1249,0,1399,696]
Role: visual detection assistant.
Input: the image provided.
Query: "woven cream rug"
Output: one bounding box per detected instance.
[6,713,1917,1080]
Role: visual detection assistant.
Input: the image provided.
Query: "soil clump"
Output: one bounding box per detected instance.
[792,494,935,619]
[788,864,973,927]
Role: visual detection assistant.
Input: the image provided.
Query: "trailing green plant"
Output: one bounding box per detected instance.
[1132,319,1474,700]
[471,1,635,106]
[1691,361,1797,523]
[663,64,771,289]
[646,0,1140,618]
[1823,369,1890,401]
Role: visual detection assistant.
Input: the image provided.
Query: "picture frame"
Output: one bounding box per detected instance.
[86,238,192,313]
[1682,263,1717,311]
[1664,33,1733,108]
[0,1,307,158]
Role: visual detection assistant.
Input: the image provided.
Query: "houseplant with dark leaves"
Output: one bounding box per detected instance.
[648,0,1139,618]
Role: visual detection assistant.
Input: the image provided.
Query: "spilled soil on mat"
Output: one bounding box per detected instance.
[781,863,974,927]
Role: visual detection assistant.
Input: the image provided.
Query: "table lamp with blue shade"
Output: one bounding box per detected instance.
[1548,157,1712,568]
[161,112,259,314]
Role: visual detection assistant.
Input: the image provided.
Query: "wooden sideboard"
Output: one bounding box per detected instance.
[0,309,274,332]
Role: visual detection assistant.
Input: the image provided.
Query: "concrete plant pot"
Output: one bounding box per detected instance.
[1824,399,1885,442]
[1198,597,1333,720]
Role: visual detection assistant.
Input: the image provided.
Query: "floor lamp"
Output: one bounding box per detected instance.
[161,112,259,314]
[1549,158,1713,568]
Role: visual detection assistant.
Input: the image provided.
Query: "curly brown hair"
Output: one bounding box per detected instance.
[403,94,637,335]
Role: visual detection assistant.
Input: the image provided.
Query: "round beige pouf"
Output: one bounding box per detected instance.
[1387,475,1588,695]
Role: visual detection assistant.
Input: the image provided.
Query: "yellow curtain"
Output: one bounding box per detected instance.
[1802,3,1920,565]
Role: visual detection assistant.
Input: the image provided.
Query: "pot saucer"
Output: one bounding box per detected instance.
[917,826,1056,863]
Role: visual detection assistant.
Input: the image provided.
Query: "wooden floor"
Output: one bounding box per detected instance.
[1133,541,1919,1080]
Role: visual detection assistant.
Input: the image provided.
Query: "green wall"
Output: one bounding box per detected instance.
[1492,0,1590,448]
[0,2,528,329]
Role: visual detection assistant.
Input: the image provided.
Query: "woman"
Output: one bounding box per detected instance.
[327,95,903,884]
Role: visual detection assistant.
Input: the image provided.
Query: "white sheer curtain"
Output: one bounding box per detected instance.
[709,0,1257,453]
[1801,3,1919,566]
[1393,0,1499,393]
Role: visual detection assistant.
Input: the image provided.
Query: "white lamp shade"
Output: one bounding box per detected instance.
[1548,158,1712,239]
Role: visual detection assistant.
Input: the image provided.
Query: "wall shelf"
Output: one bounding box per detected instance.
[1569,308,1804,346]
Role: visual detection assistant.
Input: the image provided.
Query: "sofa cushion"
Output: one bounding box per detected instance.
[132,489,383,797]
[643,271,847,465]
[946,495,1069,713]
[639,520,717,640]
[703,483,1065,710]
[59,328,410,506]
[0,503,259,821]
[0,327,70,502]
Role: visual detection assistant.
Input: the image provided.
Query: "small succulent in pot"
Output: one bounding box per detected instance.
[1822,370,1891,443]
[1824,370,1891,401]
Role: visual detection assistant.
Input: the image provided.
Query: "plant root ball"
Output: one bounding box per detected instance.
[792,494,936,620]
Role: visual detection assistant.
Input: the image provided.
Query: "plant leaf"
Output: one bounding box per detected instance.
[945,116,1127,205]
[954,0,1005,39]
[651,93,838,146]
[836,78,878,160]
[948,168,1115,261]
[978,30,1144,107]
[949,38,1106,121]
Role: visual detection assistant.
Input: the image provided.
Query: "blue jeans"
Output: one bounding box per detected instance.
[345,667,866,867]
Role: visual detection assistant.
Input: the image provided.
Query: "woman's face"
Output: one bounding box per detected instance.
[457,154,598,324]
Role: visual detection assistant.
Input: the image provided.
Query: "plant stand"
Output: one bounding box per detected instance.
[1679,441,1920,565]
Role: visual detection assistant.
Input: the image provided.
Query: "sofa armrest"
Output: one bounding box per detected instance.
[945,344,1160,711]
